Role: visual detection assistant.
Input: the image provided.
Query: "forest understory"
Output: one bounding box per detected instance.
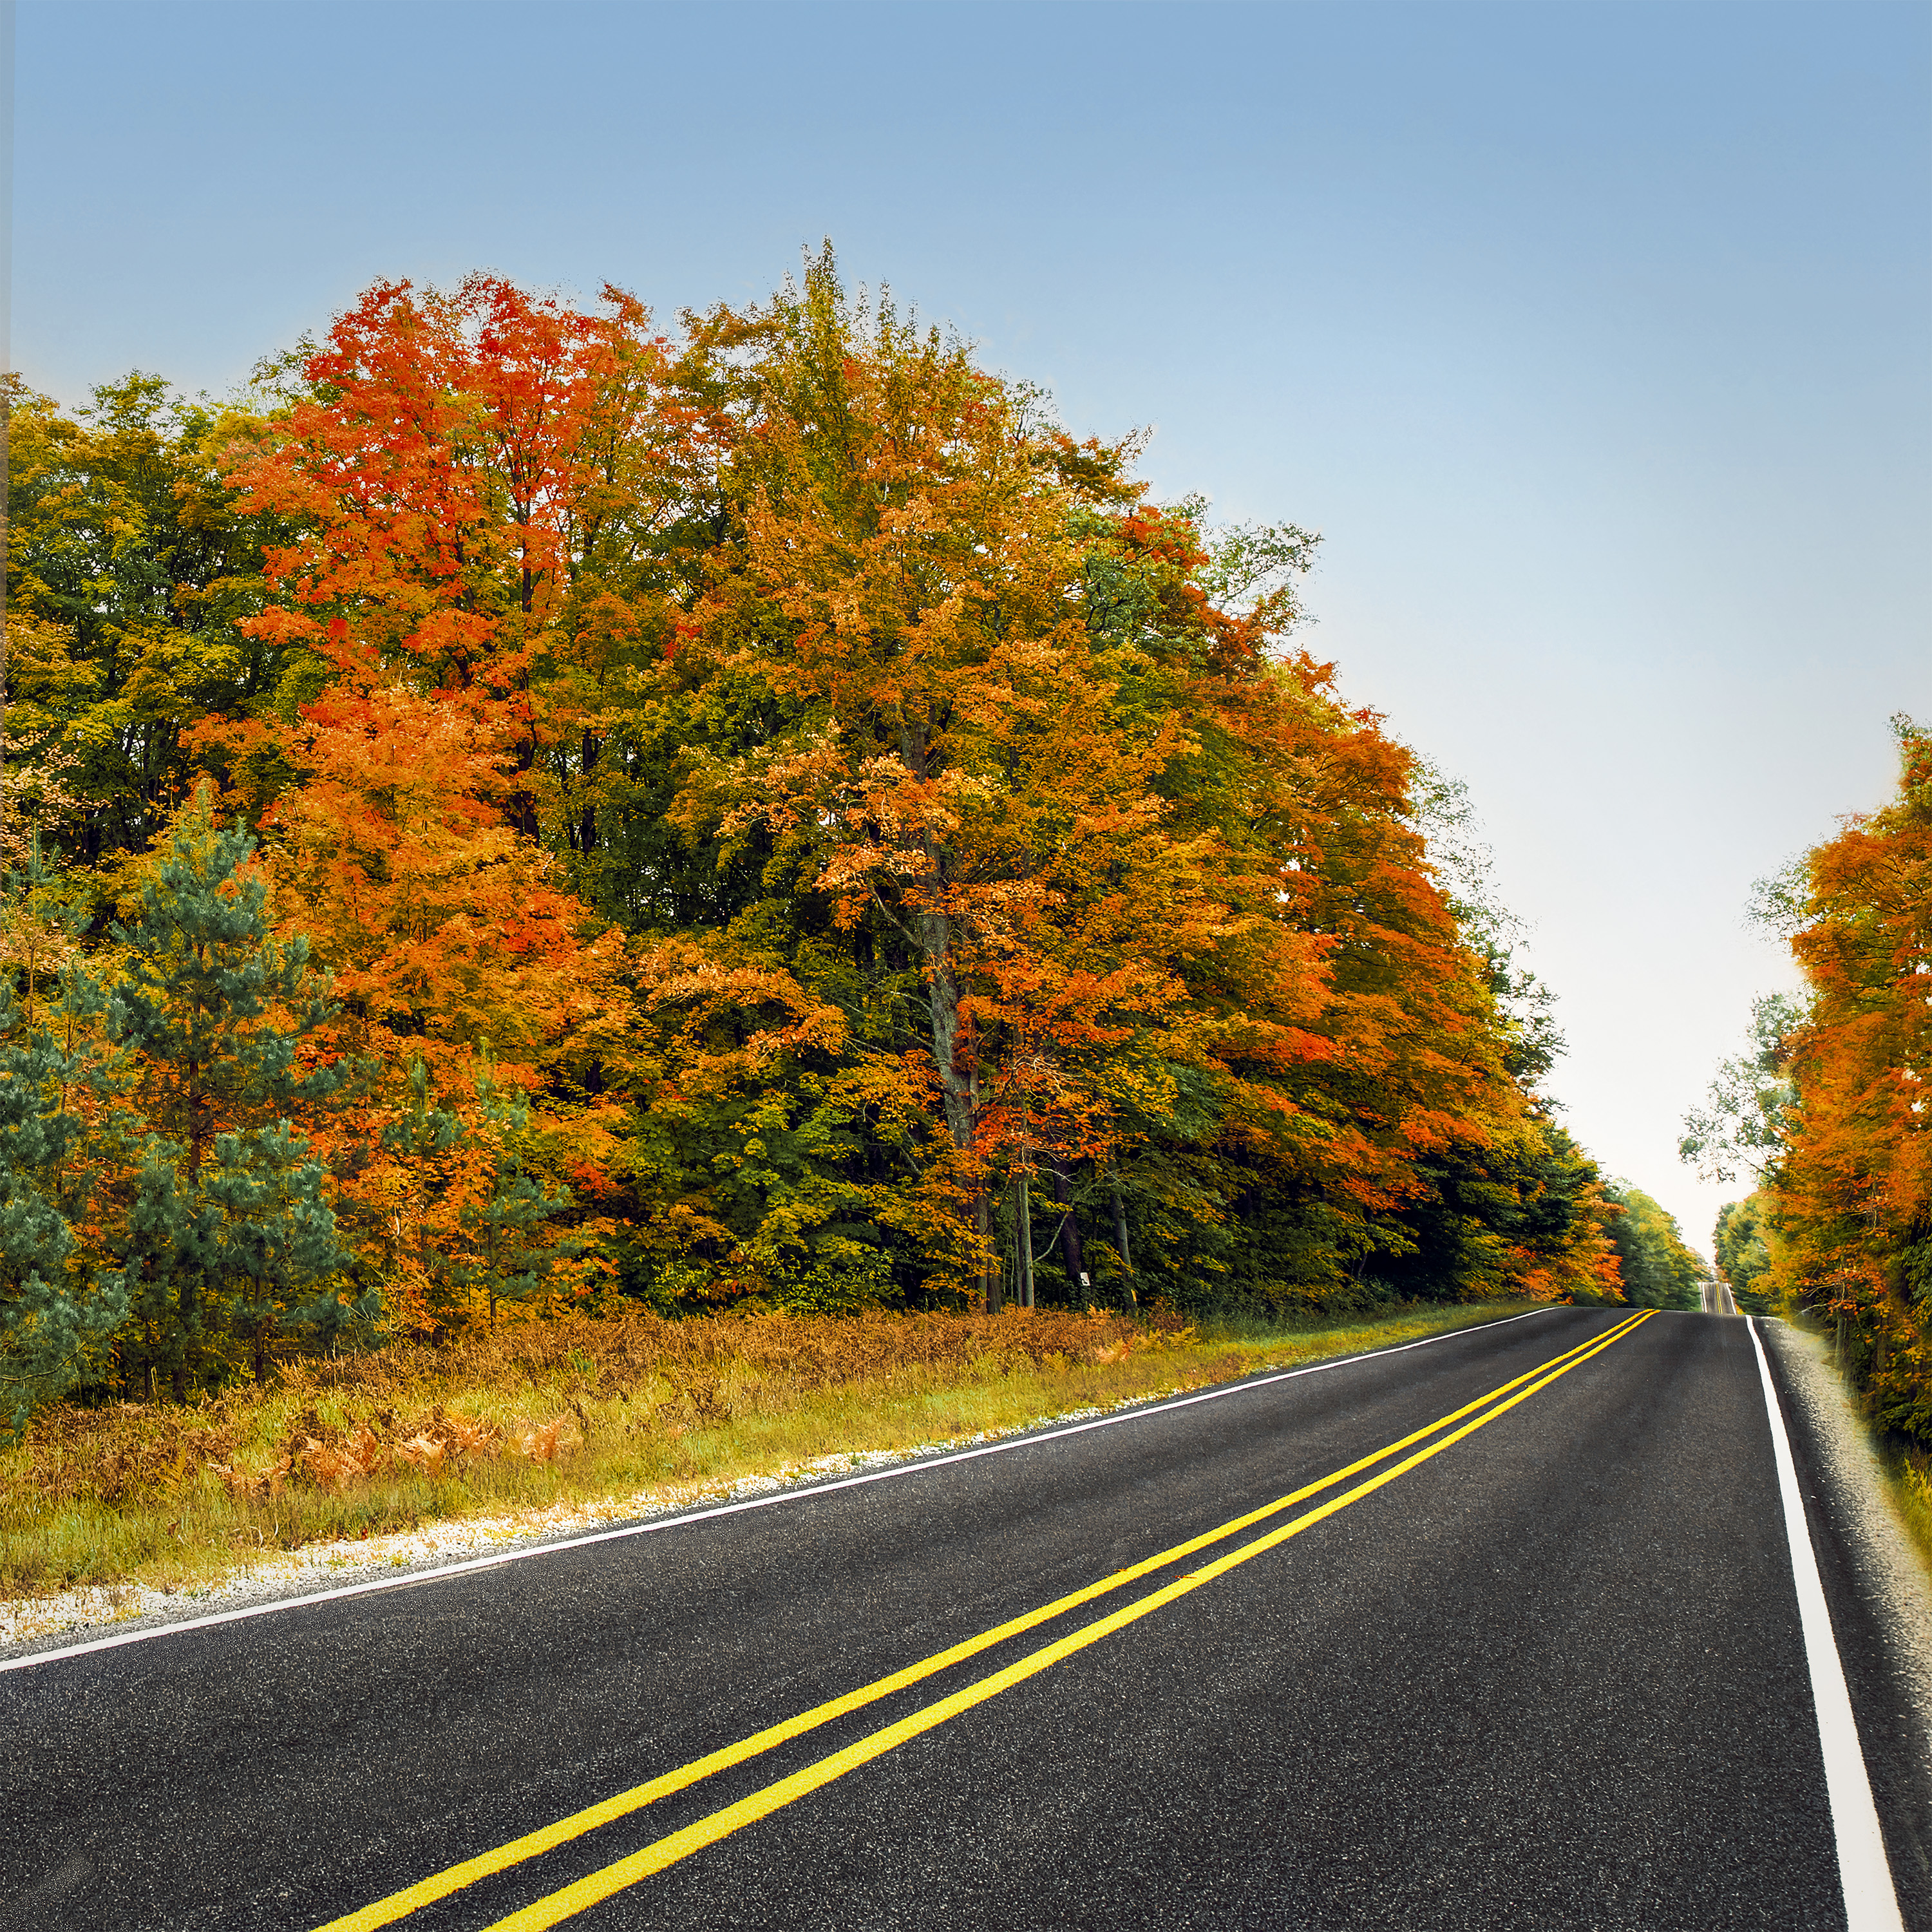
[0,1302,1525,1612]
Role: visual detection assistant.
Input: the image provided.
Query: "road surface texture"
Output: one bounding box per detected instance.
[3,1307,1927,1931]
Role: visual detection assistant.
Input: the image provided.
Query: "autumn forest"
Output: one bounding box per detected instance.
[2,251,1716,1426]
[1685,715,1932,1457]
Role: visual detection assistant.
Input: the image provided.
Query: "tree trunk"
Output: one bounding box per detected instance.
[1052,1157,1086,1301]
[1111,1187,1138,1311]
[902,718,994,1308]
[979,1186,1001,1316]
[508,730,541,840]
[1015,1169,1036,1310]
[919,910,976,1149]
[578,727,598,857]
[181,1064,211,1400]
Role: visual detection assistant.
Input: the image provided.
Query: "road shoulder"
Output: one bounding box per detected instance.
[1765,1318,1932,1923]
[0,1303,1555,1671]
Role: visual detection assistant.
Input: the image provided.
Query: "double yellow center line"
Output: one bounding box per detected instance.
[320,1309,1654,1932]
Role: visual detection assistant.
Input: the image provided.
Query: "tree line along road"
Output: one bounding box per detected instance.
[1703,1278,1741,1316]
[2,1306,1926,1931]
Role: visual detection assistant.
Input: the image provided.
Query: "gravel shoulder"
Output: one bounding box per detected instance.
[1765,1320,1932,1712]
[0,1401,1137,1663]
[1763,1314,1932,1919]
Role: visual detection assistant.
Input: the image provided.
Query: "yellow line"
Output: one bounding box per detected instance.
[316,1311,1649,1932]
[486,1310,1653,1929]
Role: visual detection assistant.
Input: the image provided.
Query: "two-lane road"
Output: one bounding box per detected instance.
[3,1309,1926,1929]
[1703,1278,1741,1316]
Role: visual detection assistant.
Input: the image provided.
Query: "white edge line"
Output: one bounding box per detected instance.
[1,1305,1558,1678]
[1748,1318,1904,1932]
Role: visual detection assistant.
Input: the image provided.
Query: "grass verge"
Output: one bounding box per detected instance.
[1882,1448,1932,1584]
[2,1300,1533,1611]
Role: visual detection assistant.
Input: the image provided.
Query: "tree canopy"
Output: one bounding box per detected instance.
[1,252,1648,1412]
[1692,715,1932,1441]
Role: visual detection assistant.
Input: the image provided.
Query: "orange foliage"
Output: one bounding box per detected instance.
[156,258,1611,1328]
[1768,719,1932,1434]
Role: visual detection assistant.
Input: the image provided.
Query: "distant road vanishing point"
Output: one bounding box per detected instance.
[2,1307,1925,1931]
[1703,1276,1741,1316]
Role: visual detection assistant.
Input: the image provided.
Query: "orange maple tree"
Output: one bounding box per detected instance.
[203,278,677,1329]
[162,256,1620,1327]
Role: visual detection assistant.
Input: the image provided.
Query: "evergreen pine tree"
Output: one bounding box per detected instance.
[0,841,125,1427]
[206,1122,360,1381]
[0,983,126,1427]
[109,790,359,1394]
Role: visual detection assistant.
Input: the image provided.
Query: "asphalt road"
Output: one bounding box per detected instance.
[1703,1278,1740,1316]
[3,1307,1926,1931]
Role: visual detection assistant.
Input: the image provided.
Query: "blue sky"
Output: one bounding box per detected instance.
[13,0,1931,1250]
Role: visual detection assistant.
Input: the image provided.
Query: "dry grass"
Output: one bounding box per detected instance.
[0,1300,1528,1604]
[1889,1450,1932,1584]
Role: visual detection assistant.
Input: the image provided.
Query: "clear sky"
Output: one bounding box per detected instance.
[13,0,1931,1252]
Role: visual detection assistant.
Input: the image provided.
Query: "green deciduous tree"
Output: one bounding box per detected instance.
[1713,1196,1774,1305]
[1603,1181,1705,1311]
[3,373,296,863]
[1678,991,1806,1186]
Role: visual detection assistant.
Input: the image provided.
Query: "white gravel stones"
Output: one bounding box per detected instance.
[0,1394,1164,1652]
